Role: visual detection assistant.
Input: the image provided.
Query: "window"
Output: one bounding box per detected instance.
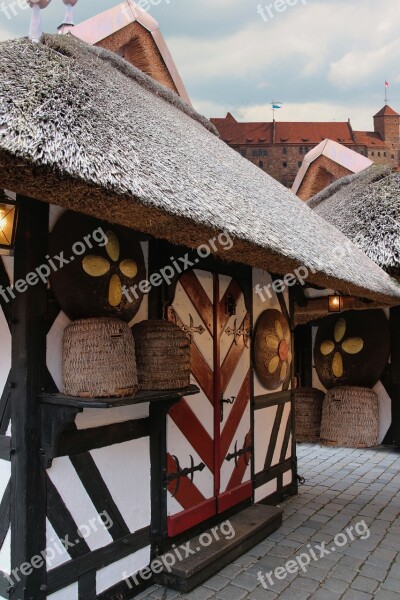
[252,148,268,157]
[384,152,387,157]
[371,152,375,157]
[298,161,302,168]
[378,152,381,157]
[259,160,264,169]
[392,154,395,159]
[283,147,288,155]
[240,149,247,157]
[283,162,288,168]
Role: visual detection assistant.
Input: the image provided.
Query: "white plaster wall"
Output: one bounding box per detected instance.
[90,438,151,534]
[0,527,10,574]
[96,546,151,595]
[254,480,277,503]
[0,285,11,397]
[47,457,113,551]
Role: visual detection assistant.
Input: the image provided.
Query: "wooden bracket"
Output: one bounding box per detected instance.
[40,404,82,469]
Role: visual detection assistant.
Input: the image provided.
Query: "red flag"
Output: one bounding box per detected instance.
[385,81,390,88]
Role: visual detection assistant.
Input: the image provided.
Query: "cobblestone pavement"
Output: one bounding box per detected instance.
[140,444,400,600]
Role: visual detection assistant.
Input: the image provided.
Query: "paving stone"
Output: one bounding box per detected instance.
[388,563,400,579]
[247,587,278,600]
[215,585,247,600]
[373,590,400,600]
[342,590,373,600]
[277,587,312,600]
[203,575,230,591]
[217,564,244,579]
[330,565,357,583]
[381,577,400,593]
[359,563,387,582]
[309,590,342,600]
[350,575,379,594]
[322,577,350,594]
[180,586,215,600]
[229,572,258,592]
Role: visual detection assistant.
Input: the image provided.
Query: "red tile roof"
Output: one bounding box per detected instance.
[211,114,354,145]
[275,122,353,144]
[210,116,273,144]
[353,131,385,146]
[374,105,399,117]
[211,109,397,149]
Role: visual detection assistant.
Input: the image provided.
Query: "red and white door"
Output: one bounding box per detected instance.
[166,269,252,537]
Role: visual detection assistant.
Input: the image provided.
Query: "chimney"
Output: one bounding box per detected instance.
[28,0,52,43]
[58,0,79,34]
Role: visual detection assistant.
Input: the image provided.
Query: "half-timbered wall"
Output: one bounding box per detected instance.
[252,268,296,504]
[44,207,152,599]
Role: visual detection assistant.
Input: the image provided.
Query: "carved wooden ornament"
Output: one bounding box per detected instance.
[49,211,146,322]
[253,309,292,390]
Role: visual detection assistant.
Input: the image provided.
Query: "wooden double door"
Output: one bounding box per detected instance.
[166,269,252,536]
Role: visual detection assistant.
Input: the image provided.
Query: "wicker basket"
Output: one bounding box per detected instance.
[63,318,138,398]
[295,388,325,443]
[320,386,379,448]
[132,320,190,391]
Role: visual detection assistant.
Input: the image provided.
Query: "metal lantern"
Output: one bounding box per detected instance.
[328,295,343,313]
[0,193,18,255]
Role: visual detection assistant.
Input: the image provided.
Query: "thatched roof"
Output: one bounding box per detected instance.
[308,165,400,280]
[1,35,400,304]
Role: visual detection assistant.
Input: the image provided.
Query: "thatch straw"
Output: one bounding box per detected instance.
[1,35,400,304]
[309,165,400,280]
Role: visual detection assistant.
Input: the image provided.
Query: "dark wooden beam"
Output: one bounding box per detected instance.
[390,307,400,448]
[10,196,49,600]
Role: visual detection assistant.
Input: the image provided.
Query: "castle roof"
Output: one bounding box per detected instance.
[374,105,400,118]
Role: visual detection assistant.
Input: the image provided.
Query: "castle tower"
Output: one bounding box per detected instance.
[373,105,400,142]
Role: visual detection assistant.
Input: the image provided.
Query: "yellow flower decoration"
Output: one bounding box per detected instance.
[320,318,364,378]
[82,231,138,307]
[265,319,292,382]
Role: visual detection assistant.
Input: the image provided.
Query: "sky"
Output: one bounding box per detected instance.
[1,0,400,130]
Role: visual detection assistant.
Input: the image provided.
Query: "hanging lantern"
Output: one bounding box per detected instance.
[0,192,18,256]
[28,0,52,43]
[328,294,343,313]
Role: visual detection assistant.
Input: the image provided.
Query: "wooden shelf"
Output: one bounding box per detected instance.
[39,385,200,409]
[39,385,200,468]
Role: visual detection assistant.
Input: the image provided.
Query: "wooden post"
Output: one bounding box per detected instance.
[390,307,400,448]
[10,197,49,600]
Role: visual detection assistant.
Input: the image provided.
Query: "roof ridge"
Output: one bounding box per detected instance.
[42,34,219,137]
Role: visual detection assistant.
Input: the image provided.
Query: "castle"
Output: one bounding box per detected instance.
[211,105,400,187]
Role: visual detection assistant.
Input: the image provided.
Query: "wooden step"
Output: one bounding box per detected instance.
[154,504,283,592]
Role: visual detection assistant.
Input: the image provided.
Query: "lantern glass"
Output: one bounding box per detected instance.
[0,201,17,255]
[328,295,342,313]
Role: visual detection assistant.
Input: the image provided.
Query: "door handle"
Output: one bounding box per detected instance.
[220,396,236,423]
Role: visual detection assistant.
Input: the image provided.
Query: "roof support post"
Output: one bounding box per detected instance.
[10,196,49,600]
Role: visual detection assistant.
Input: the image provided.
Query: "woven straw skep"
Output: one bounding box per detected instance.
[320,386,379,448]
[132,320,190,391]
[295,388,325,443]
[63,318,138,398]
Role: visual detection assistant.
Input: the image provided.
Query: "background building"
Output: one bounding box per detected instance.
[211,106,400,188]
